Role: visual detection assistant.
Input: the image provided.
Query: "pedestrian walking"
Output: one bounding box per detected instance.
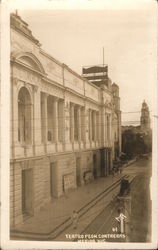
[72,210,79,229]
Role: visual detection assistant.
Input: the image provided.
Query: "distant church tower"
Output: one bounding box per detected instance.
[140,100,150,132]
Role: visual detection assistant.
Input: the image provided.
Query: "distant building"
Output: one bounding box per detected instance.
[140,100,150,132]
[122,100,152,156]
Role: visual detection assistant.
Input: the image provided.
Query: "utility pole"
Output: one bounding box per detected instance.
[117,195,131,241]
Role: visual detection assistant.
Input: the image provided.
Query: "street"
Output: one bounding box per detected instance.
[11,157,152,242]
[78,157,152,242]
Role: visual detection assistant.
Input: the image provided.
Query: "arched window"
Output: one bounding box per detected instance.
[18,87,32,144]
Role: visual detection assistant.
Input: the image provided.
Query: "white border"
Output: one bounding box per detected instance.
[1,0,10,248]
[1,0,158,249]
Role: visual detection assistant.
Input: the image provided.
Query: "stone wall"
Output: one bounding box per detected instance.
[10,149,103,226]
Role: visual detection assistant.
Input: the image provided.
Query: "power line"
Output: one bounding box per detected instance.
[122,110,152,114]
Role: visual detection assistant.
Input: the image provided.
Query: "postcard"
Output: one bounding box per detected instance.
[0,0,158,249]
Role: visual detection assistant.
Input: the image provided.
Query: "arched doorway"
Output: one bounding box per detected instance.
[18,87,32,144]
[93,154,97,179]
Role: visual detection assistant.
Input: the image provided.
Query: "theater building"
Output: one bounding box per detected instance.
[10,13,121,226]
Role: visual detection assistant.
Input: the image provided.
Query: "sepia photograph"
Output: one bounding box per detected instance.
[0,0,158,249]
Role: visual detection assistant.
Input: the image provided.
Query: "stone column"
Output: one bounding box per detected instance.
[96,112,98,142]
[33,86,41,155]
[78,107,81,142]
[104,114,107,143]
[85,108,89,148]
[58,100,64,143]
[70,103,74,142]
[109,114,112,146]
[94,111,97,142]
[63,101,70,149]
[101,107,105,146]
[42,93,48,153]
[97,110,101,146]
[107,114,110,143]
[81,107,86,143]
[11,78,19,158]
[53,97,58,143]
[89,109,92,143]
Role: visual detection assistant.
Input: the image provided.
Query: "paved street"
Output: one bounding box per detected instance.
[11,164,129,240]
[78,157,152,243]
[11,157,151,242]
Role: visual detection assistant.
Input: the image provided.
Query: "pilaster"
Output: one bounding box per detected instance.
[89,109,92,147]
[42,93,48,153]
[70,103,74,144]
[11,78,19,158]
[94,111,97,143]
[33,85,41,155]
[53,97,59,150]
[78,107,81,143]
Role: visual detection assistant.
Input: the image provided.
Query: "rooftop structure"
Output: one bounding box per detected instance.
[82,64,109,88]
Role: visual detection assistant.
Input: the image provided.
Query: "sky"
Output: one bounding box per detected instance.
[10,0,157,125]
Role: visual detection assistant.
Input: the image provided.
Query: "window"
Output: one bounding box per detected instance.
[40,93,45,142]
[47,96,54,142]
[74,106,79,141]
[58,100,64,142]
[107,116,110,141]
[81,107,85,142]
[18,87,32,144]
[91,111,95,141]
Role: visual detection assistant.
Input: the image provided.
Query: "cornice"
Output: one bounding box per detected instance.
[11,59,46,78]
[11,25,41,46]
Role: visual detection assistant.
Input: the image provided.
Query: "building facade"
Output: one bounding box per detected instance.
[10,13,121,226]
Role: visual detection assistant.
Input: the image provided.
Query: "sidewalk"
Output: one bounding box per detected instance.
[11,175,123,233]
[11,160,136,240]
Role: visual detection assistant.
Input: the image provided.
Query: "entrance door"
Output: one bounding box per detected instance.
[93,154,97,179]
[100,148,105,177]
[76,157,81,186]
[108,151,111,174]
[105,150,108,176]
[22,169,33,215]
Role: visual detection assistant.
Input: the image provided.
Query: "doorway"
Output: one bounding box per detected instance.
[93,154,97,179]
[22,169,33,215]
[100,148,105,177]
[108,150,111,174]
[76,157,81,186]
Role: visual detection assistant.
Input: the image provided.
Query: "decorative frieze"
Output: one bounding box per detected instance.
[13,65,41,85]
